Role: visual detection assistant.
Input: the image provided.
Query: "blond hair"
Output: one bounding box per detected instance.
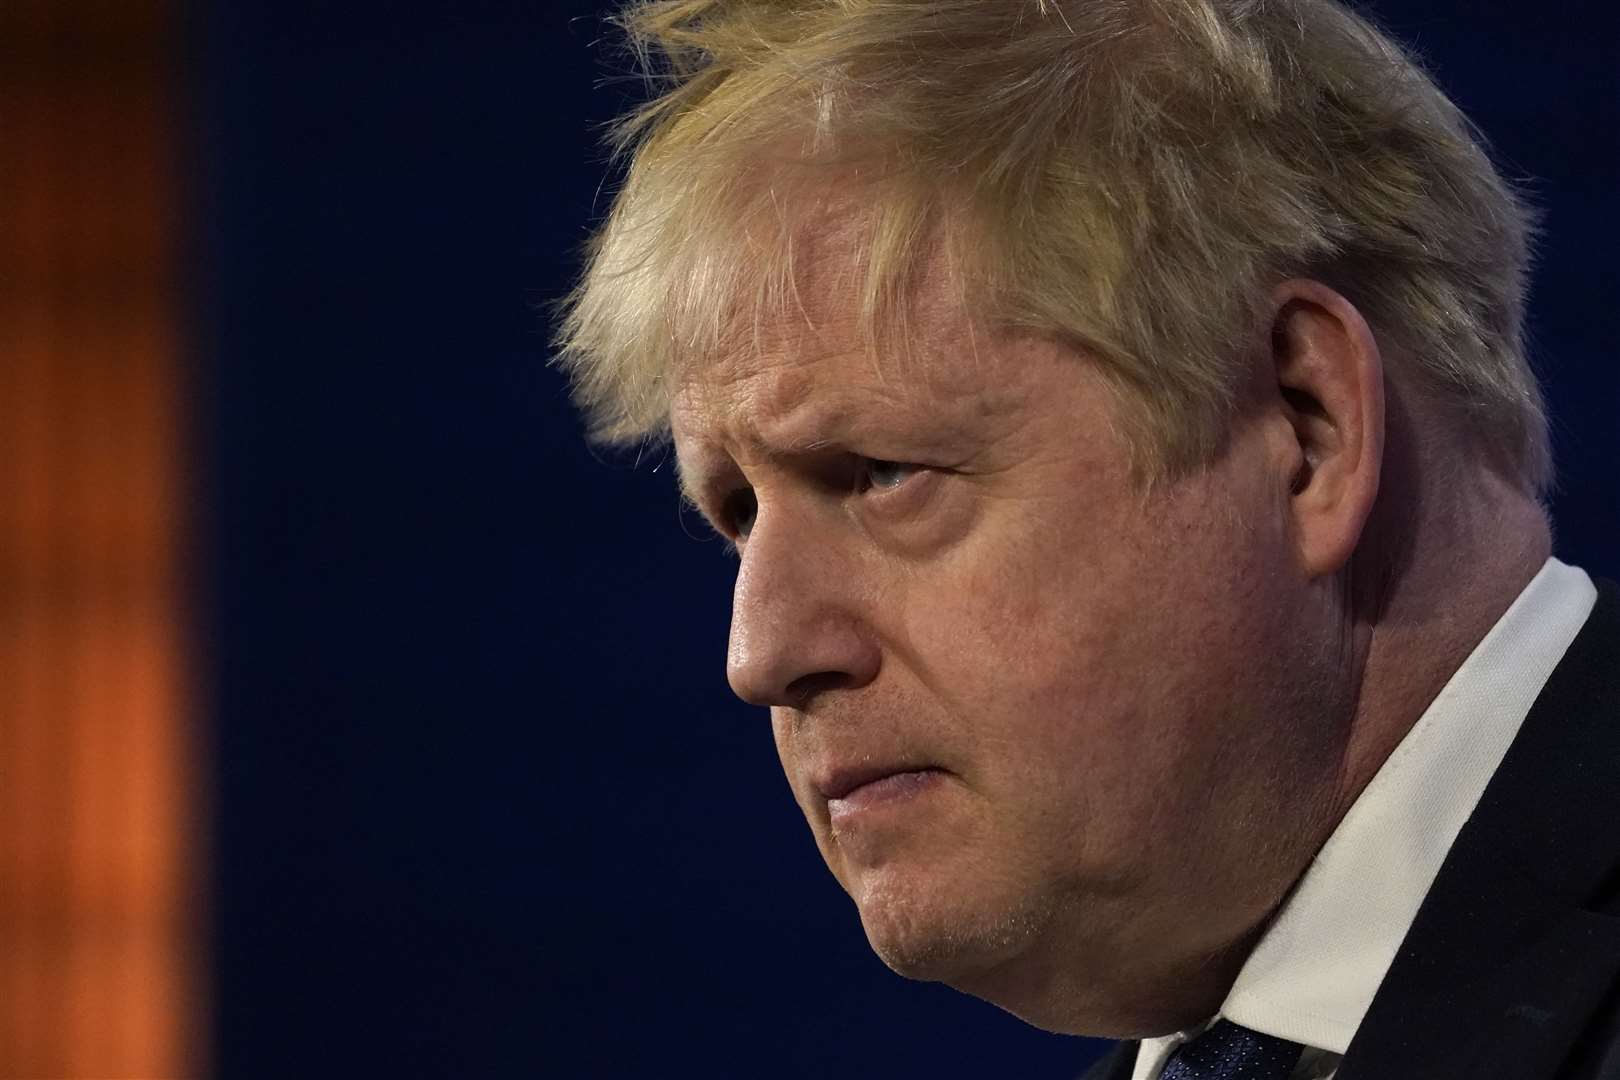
[555,0,1551,494]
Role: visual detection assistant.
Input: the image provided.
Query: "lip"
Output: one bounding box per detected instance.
[824,768,945,822]
[815,763,935,801]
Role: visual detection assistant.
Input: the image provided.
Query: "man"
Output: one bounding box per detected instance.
[556,1,1618,1077]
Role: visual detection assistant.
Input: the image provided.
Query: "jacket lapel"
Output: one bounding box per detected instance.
[1339,578,1620,1080]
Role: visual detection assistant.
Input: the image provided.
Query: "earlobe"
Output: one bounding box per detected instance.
[1268,280,1385,578]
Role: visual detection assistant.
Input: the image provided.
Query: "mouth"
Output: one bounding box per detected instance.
[815,765,948,820]
[816,763,936,801]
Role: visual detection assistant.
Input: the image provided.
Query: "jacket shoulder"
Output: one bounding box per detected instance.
[1077,1041,1138,1080]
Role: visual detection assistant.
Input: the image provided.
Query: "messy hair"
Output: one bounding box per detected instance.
[555,0,1551,494]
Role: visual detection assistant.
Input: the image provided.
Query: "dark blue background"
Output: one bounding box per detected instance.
[194,1,1617,1075]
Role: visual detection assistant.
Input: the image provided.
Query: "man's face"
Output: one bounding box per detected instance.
[670,225,1349,1035]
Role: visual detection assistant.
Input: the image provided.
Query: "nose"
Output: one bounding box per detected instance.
[725,507,881,708]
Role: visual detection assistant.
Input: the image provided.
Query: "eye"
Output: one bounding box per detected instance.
[721,488,758,540]
[859,458,919,492]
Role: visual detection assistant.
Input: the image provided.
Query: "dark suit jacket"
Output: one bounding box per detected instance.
[1082,578,1620,1080]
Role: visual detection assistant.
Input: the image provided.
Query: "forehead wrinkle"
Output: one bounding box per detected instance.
[670,363,844,510]
[672,198,1044,485]
[675,373,939,515]
[677,316,1038,472]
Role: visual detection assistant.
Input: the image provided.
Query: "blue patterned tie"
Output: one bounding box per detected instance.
[1158,1019,1305,1080]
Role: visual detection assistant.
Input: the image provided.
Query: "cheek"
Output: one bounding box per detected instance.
[890,493,1265,828]
[899,500,1170,719]
[892,522,1152,793]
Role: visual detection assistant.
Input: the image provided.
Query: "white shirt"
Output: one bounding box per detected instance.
[1130,557,1599,1080]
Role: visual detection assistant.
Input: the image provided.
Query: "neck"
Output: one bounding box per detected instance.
[1327,461,1552,824]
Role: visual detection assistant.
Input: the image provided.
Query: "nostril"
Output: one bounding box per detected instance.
[785,670,858,707]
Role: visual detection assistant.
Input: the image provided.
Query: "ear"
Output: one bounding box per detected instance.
[1266,279,1385,578]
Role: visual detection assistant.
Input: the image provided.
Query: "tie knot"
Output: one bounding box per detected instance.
[1158,1019,1305,1080]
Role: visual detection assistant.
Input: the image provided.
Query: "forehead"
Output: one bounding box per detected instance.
[669,206,1026,459]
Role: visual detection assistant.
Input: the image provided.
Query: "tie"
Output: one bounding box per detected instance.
[1158,1019,1305,1080]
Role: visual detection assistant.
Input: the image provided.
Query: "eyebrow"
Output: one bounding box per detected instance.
[672,389,987,516]
[673,400,860,503]
[667,427,842,537]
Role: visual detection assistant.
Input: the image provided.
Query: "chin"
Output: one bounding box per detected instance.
[852,879,1198,1039]
[863,908,1099,1035]
[852,875,1048,987]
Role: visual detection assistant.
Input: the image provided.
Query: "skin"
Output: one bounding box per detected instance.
[669,218,1552,1037]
